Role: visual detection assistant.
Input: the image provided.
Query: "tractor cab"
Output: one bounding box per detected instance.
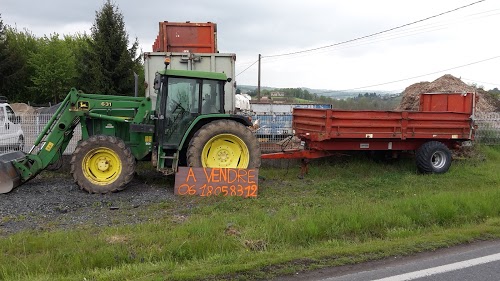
[153,69,229,173]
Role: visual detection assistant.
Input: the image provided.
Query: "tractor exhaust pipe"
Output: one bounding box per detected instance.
[0,151,25,194]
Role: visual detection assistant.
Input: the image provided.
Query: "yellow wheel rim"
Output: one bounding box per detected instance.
[82,147,122,185]
[201,134,250,168]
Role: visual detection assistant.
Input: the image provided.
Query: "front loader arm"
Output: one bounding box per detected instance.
[12,88,152,185]
[13,91,79,181]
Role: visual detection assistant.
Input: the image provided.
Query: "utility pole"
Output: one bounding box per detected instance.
[133,72,139,97]
[257,54,261,101]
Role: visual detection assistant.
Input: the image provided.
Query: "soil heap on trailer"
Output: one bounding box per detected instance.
[397,74,500,113]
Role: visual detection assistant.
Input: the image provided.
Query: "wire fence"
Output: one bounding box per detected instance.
[1,112,499,155]
[251,113,297,153]
[0,114,82,155]
[474,112,500,145]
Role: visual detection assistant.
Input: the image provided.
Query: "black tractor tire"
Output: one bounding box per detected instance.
[187,120,261,169]
[70,135,135,193]
[415,141,452,174]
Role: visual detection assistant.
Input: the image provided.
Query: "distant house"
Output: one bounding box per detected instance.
[270,91,285,97]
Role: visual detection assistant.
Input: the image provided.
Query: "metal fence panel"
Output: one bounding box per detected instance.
[11,113,81,155]
[475,112,500,145]
[252,113,299,153]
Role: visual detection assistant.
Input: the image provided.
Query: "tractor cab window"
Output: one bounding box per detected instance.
[166,78,199,117]
[163,77,201,147]
[201,80,222,114]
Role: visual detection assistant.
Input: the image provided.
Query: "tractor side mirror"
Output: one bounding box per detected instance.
[153,73,161,91]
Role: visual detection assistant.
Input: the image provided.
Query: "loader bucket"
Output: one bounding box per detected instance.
[0,151,25,194]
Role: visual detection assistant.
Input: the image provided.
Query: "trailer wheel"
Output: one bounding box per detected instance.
[71,135,135,193]
[187,120,261,169]
[415,141,452,174]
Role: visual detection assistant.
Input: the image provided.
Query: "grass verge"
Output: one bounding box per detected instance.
[1,145,500,280]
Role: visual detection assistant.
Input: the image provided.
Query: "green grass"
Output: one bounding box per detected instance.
[1,146,500,280]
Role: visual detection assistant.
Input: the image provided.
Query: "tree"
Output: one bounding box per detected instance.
[0,23,38,103]
[489,87,500,99]
[0,14,5,48]
[0,15,26,102]
[80,0,141,95]
[0,13,8,94]
[28,34,77,104]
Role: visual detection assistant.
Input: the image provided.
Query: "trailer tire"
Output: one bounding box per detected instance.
[187,120,261,169]
[415,141,451,174]
[71,135,135,193]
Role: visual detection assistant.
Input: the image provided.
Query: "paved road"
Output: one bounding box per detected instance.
[276,240,500,281]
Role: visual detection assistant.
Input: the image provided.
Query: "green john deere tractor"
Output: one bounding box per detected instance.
[0,68,261,194]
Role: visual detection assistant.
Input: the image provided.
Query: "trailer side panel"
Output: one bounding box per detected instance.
[293,92,475,148]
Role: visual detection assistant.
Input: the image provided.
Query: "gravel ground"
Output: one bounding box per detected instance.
[0,167,178,236]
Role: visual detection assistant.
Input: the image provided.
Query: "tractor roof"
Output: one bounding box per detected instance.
[159,69,228,81]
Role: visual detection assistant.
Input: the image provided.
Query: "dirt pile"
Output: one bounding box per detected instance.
[10,103,36,115]
[396,74,500,112]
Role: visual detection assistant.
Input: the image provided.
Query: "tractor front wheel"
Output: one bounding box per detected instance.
[187,120,261,169]
[71,135,135,193]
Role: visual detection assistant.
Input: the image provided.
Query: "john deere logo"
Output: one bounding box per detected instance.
[45,142,54,152]
[79,101,89,110]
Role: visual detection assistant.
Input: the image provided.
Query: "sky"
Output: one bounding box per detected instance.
[1,0,499,93]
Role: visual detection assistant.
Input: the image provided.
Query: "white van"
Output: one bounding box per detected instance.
[0,99,24,152]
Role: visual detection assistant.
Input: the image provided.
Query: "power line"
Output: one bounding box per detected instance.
[236,5,496,80]
[260,8,499,64]
[236,59,259,77]
[264,0,486,59]
[461,77,500,87]
[323,55,500,93]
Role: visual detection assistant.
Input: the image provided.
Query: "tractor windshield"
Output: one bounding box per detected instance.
[160,76,224,148]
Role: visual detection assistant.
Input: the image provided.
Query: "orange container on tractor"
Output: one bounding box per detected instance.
[262,92,476,175]
[152,21,217,53]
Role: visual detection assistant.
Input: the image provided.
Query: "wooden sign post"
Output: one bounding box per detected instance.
[174,167,258,198]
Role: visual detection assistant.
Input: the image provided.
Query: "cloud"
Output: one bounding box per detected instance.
[1,0,499,90]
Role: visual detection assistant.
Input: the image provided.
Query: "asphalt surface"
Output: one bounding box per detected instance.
[276,239,500,281]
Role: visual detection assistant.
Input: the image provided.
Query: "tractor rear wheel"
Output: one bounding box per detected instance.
[415,141,452,174]
[71,135,135,193]
[187,120,261,169]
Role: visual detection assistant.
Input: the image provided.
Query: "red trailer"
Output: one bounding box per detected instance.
[262,92,476,175]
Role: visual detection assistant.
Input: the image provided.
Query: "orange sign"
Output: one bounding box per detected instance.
[174,167,258,198]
